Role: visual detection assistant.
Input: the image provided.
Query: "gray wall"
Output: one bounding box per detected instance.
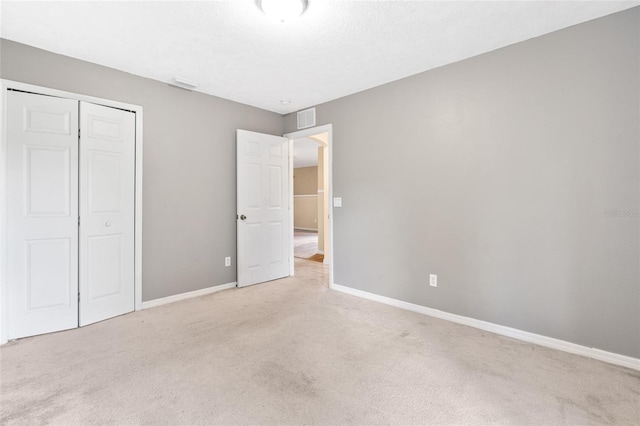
[285,8,640,358]
[1,39,283,302]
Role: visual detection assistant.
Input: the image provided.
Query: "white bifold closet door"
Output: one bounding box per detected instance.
[6,91,135,339]
[79,101,135,326]
[7,91,80,339]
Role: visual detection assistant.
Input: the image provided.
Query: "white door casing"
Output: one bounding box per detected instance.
[284,124,334,286]
[79,101,135,326]
[6,91,80,339]
[237,130,290,287]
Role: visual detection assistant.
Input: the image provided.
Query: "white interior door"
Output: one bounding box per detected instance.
[6,90,79,339]
[237,129,290,287]
[79,101,135,326]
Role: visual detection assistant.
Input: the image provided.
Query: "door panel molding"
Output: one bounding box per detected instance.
[0,79,144,344]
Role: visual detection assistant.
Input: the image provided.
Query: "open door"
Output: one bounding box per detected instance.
[236,130,290,287]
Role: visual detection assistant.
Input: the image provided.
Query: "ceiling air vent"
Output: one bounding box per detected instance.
[297,108,316,130]
[168,76,199,91]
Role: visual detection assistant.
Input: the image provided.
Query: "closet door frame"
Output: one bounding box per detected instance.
[0,79,144,344]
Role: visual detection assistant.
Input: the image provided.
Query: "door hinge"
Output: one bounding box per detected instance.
[78,293,80,302]
[78,128,81,139]
[78,216,80,226]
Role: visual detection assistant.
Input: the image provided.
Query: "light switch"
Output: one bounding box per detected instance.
[334,197,342,207]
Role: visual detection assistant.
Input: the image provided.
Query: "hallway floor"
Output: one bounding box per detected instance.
[294,229,323,262]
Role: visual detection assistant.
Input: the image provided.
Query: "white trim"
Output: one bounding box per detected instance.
[331,282,640,371]
[294,194,318,198]
[294,227,318,232]
[134,108,144,311]
[0,82,8,344]
[285,124,334,286]
[0,79,144,344]
[288,138,294,276]
[142,282,237,309]
[317,250,324,254]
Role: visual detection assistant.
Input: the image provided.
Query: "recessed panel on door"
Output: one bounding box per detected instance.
[79,102,135,326]
[87,115,122,141]
[89,151,122,214]
[87,235,123,299]
[26,146,71,216]
[24,108,71,134]
[246,163,262,210]
[246,223,263,269]
[268,221,284,265]
[26,238,72,310]
[268,166,283,208]
[7,91,79,339]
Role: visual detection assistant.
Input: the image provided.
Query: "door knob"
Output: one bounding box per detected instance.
[240,215,247,221]
[105,221,111,227]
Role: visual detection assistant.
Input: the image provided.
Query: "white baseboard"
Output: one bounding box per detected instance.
[294,227,318,232]
[142,282,237,309]
[330,282,640,371]
[317,250,324,254]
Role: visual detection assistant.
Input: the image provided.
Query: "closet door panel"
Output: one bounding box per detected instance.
[7,91,79,339]
[79,102,135,326]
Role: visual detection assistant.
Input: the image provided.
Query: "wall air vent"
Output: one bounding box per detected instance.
[168,76,199,91]
[297,108,316,129]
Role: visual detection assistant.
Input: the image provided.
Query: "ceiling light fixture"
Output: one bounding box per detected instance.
[280,99,292,105]
[258,0,308,23]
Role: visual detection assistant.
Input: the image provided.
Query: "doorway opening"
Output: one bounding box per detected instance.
[285,125,333,286]
[292,137,323,262]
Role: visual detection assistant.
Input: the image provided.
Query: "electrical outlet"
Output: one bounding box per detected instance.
[429,274,437,287]
[225,256,231,267]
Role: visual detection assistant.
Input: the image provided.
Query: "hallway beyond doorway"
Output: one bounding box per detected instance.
[294,230,323,262]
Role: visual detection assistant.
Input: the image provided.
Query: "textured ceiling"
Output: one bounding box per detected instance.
[1,1,638,114]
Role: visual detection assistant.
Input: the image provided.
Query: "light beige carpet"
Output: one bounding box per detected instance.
[1,259,639,425]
